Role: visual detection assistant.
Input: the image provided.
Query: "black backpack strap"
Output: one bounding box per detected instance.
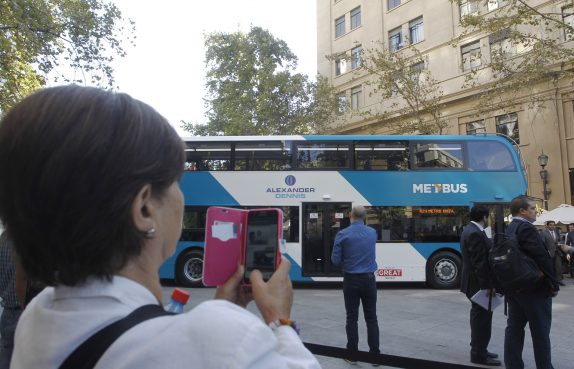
[59,304,173,369]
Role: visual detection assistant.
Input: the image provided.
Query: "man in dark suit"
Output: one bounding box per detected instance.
[542,221,565,286]
[504,196,559,369]
[460,205,501,366]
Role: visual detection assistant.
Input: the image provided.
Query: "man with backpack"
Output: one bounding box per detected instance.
[460,205,501,366]
[503,195,559,369]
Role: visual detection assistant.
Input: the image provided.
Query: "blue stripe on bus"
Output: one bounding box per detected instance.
[284,254,314,282]
[410,242,461,260]
[339,171,526,206]
[180,172,239,206]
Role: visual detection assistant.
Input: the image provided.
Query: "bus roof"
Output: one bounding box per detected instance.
[179,134,513,143]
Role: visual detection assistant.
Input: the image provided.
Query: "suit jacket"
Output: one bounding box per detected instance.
[541,228,559,257]
[460,222,493,298]
[565,231,574,246]
[507,219,558,292]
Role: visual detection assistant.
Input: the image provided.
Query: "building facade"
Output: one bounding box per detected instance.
[317,0,574,209]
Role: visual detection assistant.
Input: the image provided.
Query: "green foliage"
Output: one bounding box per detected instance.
[358,44,447,134]
[0,0,135,112]
[451,0,574,112]
[186,27,339,136]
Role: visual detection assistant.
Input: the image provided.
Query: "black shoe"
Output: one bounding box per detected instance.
[486,351,499,359]
[471,357,502,366]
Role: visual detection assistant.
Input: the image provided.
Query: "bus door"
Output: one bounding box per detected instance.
[474,203,511,237]
[301,202,352,276]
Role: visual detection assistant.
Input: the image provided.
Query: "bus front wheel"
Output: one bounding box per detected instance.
[426,251,461,289]
[176,250,204,287]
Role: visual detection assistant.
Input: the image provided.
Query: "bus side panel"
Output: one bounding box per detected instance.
[374,243,428,282]
[159,241,204,280]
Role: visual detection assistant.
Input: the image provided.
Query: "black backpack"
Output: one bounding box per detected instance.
[489,232,542,293]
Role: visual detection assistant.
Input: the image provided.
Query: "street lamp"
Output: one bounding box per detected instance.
[538,152,549,210]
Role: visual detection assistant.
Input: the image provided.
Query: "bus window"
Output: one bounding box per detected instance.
[185,142,231,171]
[355,141,409,171]
[413,142,464,169]
[296,142,350,169]
[235,142,291,171]
[181,206,208,241]
[467,141,516,171]
[412,206,468,242]
[365,206,410,241]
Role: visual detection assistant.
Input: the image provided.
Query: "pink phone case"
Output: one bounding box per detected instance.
[202,207,247,286]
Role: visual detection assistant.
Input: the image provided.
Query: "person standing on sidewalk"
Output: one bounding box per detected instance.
[504,195,559,369]
[0,230,22,369]
[331,205,380,365]
[460,206,501,366]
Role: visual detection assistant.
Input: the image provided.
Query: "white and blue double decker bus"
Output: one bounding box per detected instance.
[159,135,527,288]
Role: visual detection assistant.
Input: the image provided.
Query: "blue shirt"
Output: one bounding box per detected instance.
[331,220,377,273]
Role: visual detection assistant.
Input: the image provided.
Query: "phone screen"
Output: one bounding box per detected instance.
[244,210,278,282]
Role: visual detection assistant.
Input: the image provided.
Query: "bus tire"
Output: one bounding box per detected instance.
[176,250,204,288]
[426,251,461,289]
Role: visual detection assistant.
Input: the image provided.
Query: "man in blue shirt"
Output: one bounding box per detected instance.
[331,205,380,365]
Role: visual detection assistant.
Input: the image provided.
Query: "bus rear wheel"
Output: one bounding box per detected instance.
[426,251,461,289]
[176,250,204,287]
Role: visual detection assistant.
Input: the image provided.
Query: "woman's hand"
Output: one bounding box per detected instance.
[250,257,293,324]
[214,265,252,308]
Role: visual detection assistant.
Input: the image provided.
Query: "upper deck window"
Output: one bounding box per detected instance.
[235,142,291,171]
[296,142,350,169]
[355,141,409,170]
[467,141,516,171]
[414,142,464,169]
[185,142,231,171]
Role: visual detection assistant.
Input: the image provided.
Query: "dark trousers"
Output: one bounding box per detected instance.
[0,307,23,369]
[343,273,380,354]
[504,290,554,369]
[470,301,493,360]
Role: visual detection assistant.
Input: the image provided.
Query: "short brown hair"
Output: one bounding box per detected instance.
[0,86,185,286]
[509,195,534,217]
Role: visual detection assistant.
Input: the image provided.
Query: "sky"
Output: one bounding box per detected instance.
[110,0,318,136]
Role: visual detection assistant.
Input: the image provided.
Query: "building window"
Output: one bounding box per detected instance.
[490,29,515,58]
[351,46,362,69]
[335,58,347,76]
[388,0,401,10]
[461,40,481,71]
[487,0,499,11]
[466,119,486,135]
[563,7,574,40]
[496,112,519,144]
[410,61,425,83]
[335,15,345,38]
[389,27,403,52]
[350,7,361,30]
[337,94,347,114]
[459,1,479,18]
[409,17,424,44]
[351,86,362,110]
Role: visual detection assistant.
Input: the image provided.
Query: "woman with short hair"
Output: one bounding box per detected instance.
[0,85,320,369]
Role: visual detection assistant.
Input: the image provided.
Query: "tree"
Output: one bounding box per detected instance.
[451,0,574,112]
[355,44,447,134]
[184,27,339,136]
[0,0,135,112]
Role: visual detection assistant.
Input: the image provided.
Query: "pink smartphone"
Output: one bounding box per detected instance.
[241,208,283,284]
[202,207,247,286]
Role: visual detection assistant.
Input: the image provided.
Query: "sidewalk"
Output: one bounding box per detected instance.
[295,279,574,369]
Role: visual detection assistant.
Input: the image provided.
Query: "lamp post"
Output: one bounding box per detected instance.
[538,152,549,210]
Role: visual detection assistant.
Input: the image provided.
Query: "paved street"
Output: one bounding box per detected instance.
[162,278,574,369]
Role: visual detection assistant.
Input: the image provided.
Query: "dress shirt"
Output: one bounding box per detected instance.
[11,276,320,369]
[331,220,377,274]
